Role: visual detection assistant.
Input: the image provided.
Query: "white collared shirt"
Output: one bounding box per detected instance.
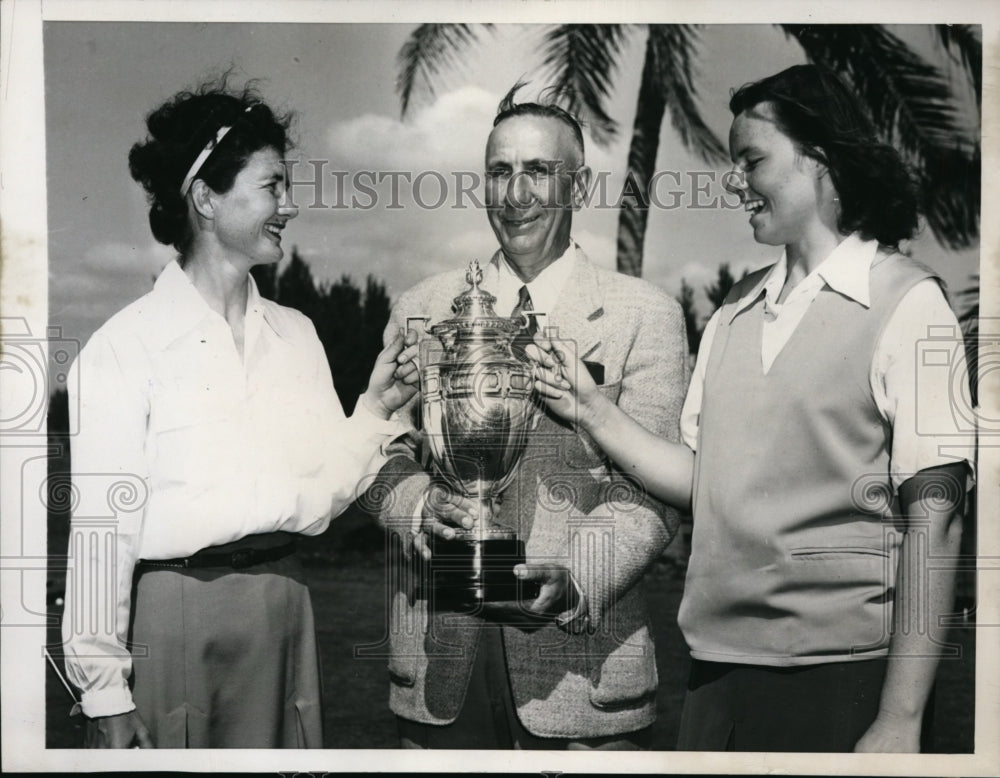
[681,234,975,489]
[492,241,578,318]
[62,259,405,717]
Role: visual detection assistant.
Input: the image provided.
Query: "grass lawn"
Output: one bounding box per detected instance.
[46,552,975,751]
[303,555,974,751]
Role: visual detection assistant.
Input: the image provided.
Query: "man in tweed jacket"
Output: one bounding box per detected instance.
[373,86,688,748]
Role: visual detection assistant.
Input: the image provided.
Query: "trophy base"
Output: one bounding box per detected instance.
[423,534,541,610]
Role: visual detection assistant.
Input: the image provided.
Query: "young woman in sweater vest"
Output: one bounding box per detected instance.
[529,64,973,753]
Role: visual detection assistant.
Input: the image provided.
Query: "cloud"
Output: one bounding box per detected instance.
[656,259,719,295]
[50,240,175,347]
[323,84,626,197]
[301,84,635,306]
[300,84,713,310]
[326,85,497,173]
[84,240,173,273]
[295,202,495,303]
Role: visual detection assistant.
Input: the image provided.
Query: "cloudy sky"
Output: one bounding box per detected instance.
[44,21,980,351]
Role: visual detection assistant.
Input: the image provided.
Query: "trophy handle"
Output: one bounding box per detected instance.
[405,317,433,369]
[405,315,430,336]
[432,324,458,353]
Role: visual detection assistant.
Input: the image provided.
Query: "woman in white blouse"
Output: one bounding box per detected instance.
[61,82,418,748]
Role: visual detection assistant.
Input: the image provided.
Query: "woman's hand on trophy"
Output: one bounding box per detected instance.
[525,332,604,430]
[411,483,486,560]
[362,328,421,419]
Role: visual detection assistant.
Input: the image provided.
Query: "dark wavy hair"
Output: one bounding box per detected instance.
[729,64,919,248]
[494,81,585,160]
[128,76,294,255]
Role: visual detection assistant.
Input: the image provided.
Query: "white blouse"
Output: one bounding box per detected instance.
[61,260,405,717]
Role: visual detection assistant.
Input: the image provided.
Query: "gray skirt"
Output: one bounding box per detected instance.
[129,550,323,748]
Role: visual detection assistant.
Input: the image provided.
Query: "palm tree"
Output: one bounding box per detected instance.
[396,23,981,277]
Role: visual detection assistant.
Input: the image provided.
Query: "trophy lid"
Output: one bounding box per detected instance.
[432,261,523,337]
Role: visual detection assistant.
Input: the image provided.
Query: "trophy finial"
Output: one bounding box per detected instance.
[466,260,483,289]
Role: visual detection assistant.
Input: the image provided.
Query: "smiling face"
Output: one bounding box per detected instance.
[726,102,832,252]
[211,146,297,267]
[485,115,588,280]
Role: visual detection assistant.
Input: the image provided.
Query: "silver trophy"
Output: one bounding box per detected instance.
[408,261,541,606]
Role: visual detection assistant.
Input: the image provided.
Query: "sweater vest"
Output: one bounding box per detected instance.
[677,253,936,665]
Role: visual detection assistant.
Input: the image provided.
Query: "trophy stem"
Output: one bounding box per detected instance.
[476,476,487,537]
[472,476,486,601]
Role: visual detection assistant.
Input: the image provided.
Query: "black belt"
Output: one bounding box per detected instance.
[138,542,296,570]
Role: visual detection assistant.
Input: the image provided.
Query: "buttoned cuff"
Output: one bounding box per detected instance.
[555,571,590,634]
[80,686,136,719]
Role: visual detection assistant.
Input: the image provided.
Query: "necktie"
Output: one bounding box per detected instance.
[511,285,537,354]
[512,286,538,334]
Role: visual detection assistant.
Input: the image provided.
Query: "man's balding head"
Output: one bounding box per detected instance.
[493,83,586,165]
[485,84,591,281]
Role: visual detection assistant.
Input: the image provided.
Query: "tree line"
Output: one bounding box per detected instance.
[250,248,391,413]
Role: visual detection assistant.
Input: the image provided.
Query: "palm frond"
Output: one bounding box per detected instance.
[647,25,728,164]
[934,24,982,110]
[918,144,980,250]
[782,24,980,248]
[782,25,971,151]
[396,24,494,117]
[537,24,630,146]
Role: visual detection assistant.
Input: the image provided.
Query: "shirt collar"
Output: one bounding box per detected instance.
[496,240,577,315]
[151,260,214,343]
[813,232,877,307]
[728,264,771,323]
[728,233,876,322]
[150,259,285,348]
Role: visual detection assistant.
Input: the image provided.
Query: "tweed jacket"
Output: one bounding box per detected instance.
[371,246,688,738]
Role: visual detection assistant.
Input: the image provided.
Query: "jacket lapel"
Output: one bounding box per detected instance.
[549,245,604,362]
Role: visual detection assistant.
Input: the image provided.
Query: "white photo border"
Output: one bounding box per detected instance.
[2,0,997,774]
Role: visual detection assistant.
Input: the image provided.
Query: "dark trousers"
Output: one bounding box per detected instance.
[676,657,887,752]
[130,553,323,748]
[397,623,651,750]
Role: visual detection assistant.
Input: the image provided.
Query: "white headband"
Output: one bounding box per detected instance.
[178,105,257,197]
[179,125,233,197]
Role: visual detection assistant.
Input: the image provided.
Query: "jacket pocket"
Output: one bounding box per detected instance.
[385,591,424,687]
[587,623,658,710]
